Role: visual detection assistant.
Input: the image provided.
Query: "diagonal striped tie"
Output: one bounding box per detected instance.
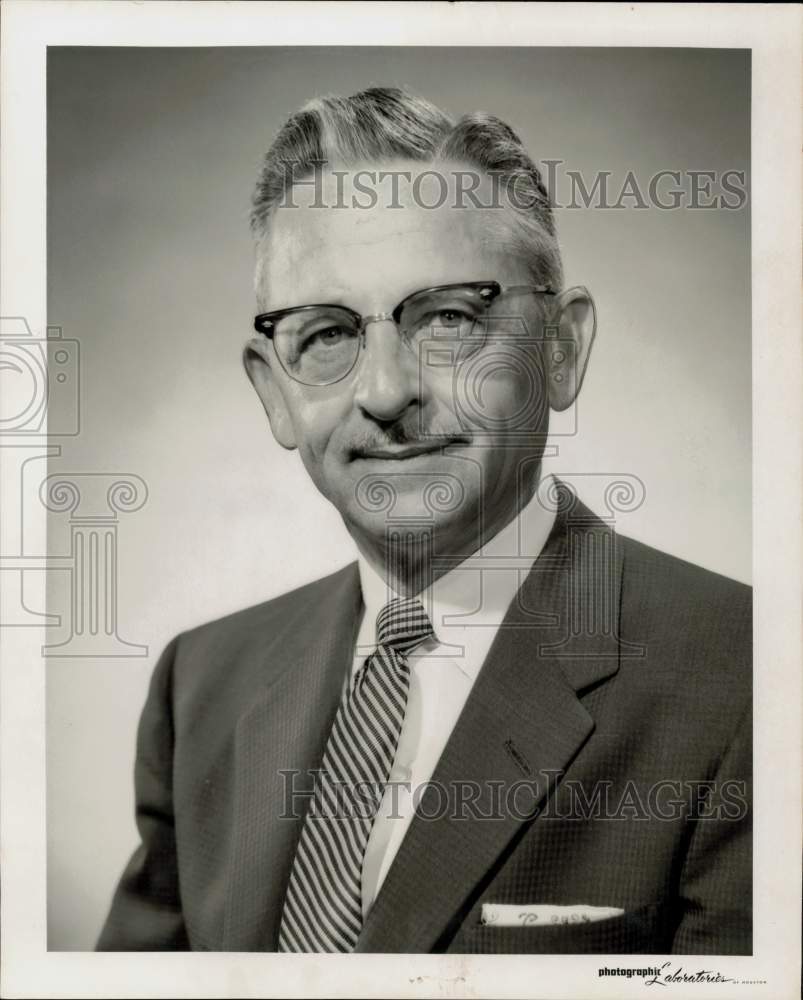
[278,595,434,952]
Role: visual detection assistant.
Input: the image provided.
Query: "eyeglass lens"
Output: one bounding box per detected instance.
[272,285,493,386]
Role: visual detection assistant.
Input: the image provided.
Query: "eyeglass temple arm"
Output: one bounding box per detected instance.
[501,283,557,296]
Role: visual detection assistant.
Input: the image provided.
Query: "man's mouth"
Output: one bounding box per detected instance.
[351,437,470,461]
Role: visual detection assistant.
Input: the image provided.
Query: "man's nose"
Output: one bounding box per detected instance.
[352,320,420,422]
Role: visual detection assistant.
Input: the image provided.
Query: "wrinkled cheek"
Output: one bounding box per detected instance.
[289,396,350,489]
[452,347,548,434]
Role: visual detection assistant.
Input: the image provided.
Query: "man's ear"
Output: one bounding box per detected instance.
[545,286,597,412]
[242,337,297,450]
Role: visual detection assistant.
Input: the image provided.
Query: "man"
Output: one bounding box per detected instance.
[98,88,751,954]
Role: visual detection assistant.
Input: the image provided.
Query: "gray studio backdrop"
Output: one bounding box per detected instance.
[46,47,750,949]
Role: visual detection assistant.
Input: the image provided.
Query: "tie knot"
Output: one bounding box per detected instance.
[375,596,434,653]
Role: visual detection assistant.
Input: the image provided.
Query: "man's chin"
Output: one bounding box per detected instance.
[342,498,481,559]
[342,468,468,527]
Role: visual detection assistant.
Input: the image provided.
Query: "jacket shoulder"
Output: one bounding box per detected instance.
[619,532,751,607]
[169,561,360,704]
[178,561,359,650]
[616,532,752,697]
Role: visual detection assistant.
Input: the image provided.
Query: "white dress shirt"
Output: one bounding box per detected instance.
[352,475,557,917]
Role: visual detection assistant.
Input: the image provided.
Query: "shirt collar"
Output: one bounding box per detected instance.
[355,473,557,679]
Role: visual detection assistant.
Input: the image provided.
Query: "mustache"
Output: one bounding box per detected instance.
[347,421,471,456]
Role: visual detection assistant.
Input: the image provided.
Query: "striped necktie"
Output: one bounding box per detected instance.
[278,595,434,952]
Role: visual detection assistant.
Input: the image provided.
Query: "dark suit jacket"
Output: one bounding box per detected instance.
[97,494,752,954]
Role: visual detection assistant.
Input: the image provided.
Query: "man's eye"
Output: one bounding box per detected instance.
[301,326,352,351]
[435,308,472,327]
[316,326,347,344]
[410,307,476,336]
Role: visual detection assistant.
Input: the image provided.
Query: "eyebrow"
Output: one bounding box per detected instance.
[260,279,457,314]
[258,281,353,314]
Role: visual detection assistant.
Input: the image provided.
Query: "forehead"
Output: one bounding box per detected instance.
[258,159,525,310]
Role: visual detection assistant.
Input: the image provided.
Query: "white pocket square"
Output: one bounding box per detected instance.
[481,903,625,927]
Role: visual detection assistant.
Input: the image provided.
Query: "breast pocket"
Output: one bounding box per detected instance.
[459,903,672,954]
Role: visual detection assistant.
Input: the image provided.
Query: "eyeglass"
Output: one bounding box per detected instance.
[253,280,556,387]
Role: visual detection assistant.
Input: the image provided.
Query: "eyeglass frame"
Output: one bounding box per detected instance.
[252,279,558,386]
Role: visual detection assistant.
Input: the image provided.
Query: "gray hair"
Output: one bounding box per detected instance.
[251,87,563,294]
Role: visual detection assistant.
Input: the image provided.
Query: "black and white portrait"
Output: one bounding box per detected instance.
[2,4,800,998]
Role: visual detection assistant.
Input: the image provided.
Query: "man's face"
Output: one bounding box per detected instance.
[247,160,579,562]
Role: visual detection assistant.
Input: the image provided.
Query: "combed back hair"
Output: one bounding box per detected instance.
[251,87,563,295]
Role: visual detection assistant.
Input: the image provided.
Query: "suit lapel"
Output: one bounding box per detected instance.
[356,498,624,953]
[222,564,362,951]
